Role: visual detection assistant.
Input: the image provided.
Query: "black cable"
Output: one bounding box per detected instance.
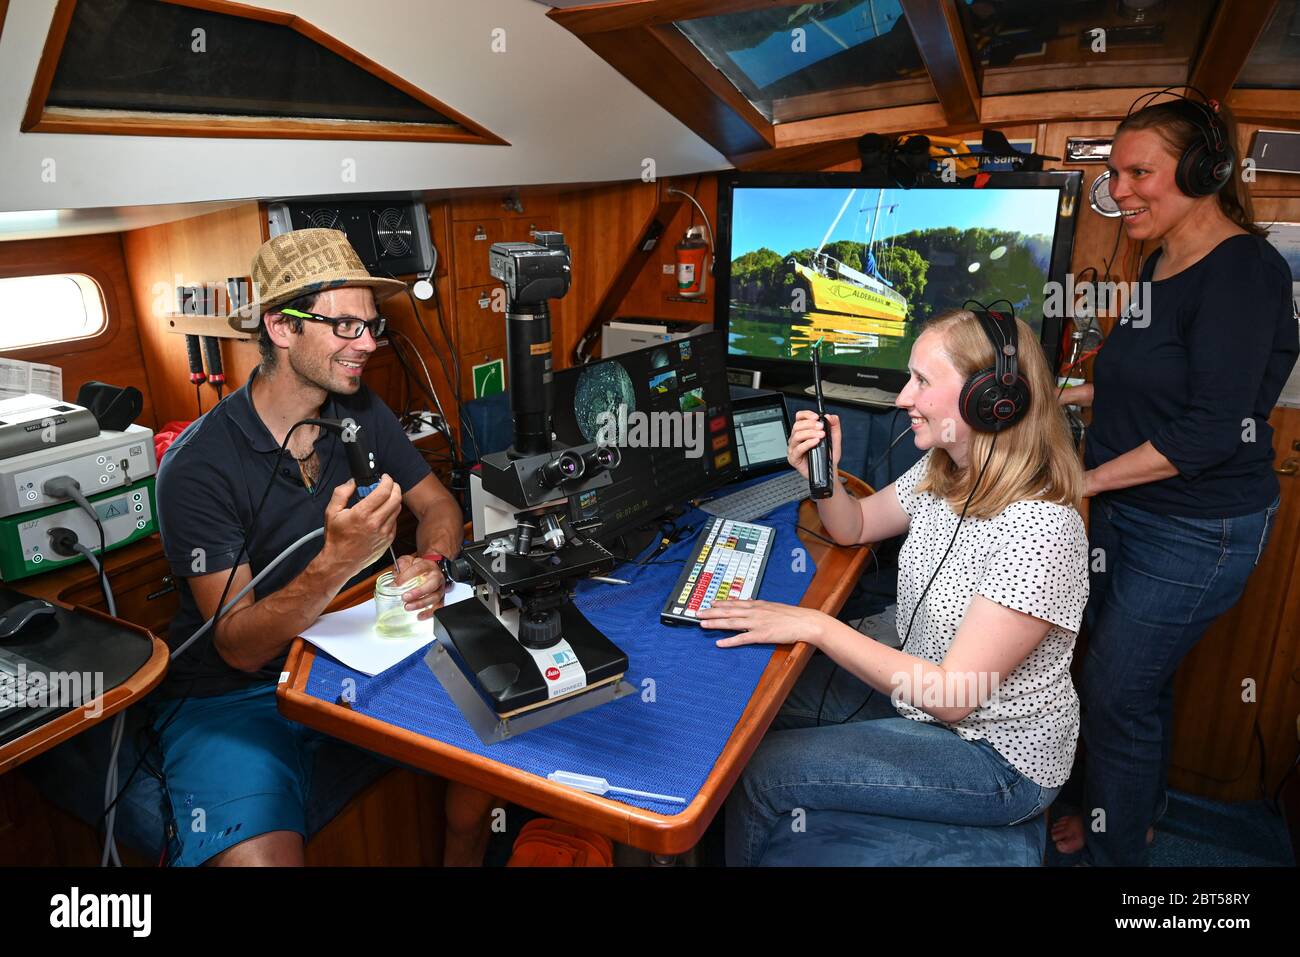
[388,329,456,457]
[401,280,483,468]
[1102,220,1124,280]
[102,417,330,847]
[81,509,109,627]
[819,435,999,727]
[866,409,910,481]
[795,524,864,549]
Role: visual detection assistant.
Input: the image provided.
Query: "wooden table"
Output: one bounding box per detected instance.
[278,472,875,855]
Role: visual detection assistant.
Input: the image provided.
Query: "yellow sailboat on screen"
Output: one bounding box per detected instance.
[790,188,911,340]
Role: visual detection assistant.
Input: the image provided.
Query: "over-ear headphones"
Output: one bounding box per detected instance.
[1126,86,1234,197]
[958,302,1031,433]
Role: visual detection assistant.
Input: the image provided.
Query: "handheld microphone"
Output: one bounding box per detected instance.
[337,420,381,498]
[807,341,834,500]
[297,417,381,498]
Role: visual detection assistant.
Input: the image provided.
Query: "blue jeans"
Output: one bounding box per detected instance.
[725,654,1059,866]
[1079,493,1279,866]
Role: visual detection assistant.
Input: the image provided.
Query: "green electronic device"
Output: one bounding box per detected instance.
[0,477,158,582]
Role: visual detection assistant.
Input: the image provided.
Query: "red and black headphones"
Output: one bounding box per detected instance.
[958,301,1031,433]
[1126,85,1235,198]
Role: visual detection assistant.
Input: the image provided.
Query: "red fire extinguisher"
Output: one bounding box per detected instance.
[675,225,710,298]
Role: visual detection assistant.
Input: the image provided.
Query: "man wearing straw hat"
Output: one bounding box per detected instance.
[153,228,488,866]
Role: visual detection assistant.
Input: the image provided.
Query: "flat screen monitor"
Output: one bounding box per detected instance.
[551,330,739,543]
[716,170,1081,393]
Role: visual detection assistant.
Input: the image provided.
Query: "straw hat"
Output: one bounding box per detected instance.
[229,228,407,332]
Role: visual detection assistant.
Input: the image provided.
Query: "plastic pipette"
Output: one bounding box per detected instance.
[548,770,686,804]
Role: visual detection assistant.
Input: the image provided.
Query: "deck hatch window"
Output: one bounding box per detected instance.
[674,0,937,125]
[954,0,1218,97]
[1237,0,1300,89]
[0,275,107,351]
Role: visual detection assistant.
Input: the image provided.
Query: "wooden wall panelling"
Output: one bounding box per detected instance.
[552,180,675,366]
[1169,406,1300,800]
[1259,513,1300,802]
[0,233,160,430]
[1038,120,1145,287]
[122,204,266,426]
[302,767,444,866]
[451,220,504,288]
[456,285,503,357]
[450,189,559,224]
[1236,121,1300,200]
[614,176,719,334]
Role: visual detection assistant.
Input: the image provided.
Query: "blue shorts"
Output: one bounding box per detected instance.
[151,683,345,866]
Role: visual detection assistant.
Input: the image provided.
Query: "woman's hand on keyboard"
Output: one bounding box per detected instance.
[787,410,841,479]
[699,599,831,648]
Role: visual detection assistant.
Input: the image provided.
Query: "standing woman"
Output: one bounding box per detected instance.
[1054,92,1298,865]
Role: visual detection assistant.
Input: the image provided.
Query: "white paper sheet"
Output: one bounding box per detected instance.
[299,581,474,676]
[0,358,62,401]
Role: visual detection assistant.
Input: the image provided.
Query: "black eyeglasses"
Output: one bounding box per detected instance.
[280,308,387,340]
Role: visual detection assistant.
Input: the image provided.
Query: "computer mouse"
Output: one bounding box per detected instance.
[0,598,58,641]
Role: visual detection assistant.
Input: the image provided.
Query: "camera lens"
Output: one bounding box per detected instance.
[537,450,585,489]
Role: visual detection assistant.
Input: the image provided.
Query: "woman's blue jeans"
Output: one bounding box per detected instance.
[1079,493,1279,866]
[725,654,1059,867]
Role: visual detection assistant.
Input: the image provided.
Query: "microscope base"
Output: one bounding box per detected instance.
[429,597,632,744]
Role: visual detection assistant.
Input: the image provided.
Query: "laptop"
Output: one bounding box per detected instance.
[728,387,793,479]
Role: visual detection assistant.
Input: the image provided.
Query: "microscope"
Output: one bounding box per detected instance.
[428,232,634,744]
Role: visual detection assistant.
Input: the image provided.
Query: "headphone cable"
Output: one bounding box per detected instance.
[819,434,998,726]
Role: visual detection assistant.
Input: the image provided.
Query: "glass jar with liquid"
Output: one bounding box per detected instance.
[374,571,430,639]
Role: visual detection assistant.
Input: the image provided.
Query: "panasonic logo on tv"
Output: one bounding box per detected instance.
[49,887,151,937]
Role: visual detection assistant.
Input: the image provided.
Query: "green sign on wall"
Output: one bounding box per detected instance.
[472,358,505,398]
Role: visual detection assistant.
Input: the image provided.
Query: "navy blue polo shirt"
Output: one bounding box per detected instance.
[155,367,433,698]
[1085,234,1298,517]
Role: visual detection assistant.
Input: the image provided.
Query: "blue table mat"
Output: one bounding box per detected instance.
[304,497,815,815]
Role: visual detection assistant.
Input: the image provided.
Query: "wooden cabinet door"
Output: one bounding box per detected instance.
[60,548,179,638]
[451,220,502,288]
[456,285,505,357]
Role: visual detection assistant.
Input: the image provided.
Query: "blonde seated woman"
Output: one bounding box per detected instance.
[699,308,1089,867]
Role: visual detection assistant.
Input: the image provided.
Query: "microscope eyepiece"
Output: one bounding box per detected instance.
[537,450,585,489]
[581,445,621,475]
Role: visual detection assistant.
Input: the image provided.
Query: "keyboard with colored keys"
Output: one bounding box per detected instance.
[660,516,774,625]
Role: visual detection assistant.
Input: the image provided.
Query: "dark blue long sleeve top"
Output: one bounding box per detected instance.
[1085,233,1298,517]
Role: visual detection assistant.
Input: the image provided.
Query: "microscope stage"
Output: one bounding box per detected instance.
[433,597,628,715]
